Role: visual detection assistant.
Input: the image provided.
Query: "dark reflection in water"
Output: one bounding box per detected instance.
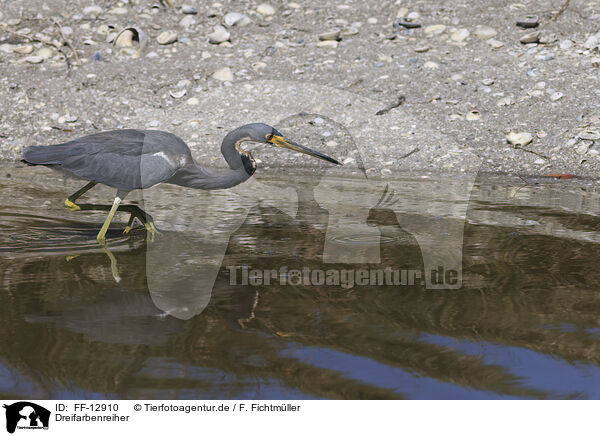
[2,167,600,400]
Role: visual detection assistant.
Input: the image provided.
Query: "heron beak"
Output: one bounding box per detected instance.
[268,135,342,165]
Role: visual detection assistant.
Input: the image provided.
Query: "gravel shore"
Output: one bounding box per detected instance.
[1,0,599,177]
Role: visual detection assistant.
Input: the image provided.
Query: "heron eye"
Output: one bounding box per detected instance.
[266,134,273,141]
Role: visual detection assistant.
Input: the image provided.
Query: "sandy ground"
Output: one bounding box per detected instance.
[1,0,600,178]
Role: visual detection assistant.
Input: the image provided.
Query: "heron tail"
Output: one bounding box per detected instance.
[22,145,66,165]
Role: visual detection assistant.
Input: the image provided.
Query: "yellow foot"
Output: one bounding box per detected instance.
[123,225,131,234]
[96,234,107,246]
[64,199,80,211]
[144,222,160,242]
[65,255,80,262]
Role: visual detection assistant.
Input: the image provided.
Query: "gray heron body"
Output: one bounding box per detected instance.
[22,123,341,244]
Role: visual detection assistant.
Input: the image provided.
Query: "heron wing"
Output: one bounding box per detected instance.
[24,129,190,190]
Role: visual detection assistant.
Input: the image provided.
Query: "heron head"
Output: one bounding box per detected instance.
[245,123,342,165]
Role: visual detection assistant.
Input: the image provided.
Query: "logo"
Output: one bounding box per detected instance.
[3,402,50,434]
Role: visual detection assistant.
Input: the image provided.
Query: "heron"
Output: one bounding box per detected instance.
[22,123,341,245]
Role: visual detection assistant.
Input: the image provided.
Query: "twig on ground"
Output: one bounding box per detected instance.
[375,95,406,115]
[53,18,80,65]
[553,0,570,20]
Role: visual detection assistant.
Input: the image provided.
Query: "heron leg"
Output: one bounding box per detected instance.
[65,181,97,211]
[96,190,129,245]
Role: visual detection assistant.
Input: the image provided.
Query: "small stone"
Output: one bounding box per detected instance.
[520,31,540,44]
[7,18,21,26]
[187,97,200,105]
[424,24,446,35]
[179,15,196,27]
[539,33,557,44]
[397,7,408,18]
[58,115,78,123]
[451,28,470,42]
[550,92,563,101]
[577,144,589,155]
[534,158,546,164]
[516,15,539,28]
[224,12,251,27]
[367,17,378,24]
[497,96,514,106]
[212,67,233,81]
[181,4,197,14]
[423,61,438,69]
[108,7,128,15]
[583,35,599,50]
[170,89,187,99]
[481,78,495,85]
[13,44,34,54]
[256,3,275,16]
[157,31,177,45]
[506,131,533,146]
[578,130,600,140]
[487,38,504,48]
[341,27,359,36]
[396,19,421,29]
[37,47,54,59]
[288,2,301,8]
[325,140,338,147]
[208,25,230,44]
[24,55,43,64]
[115,29,134,47]
[83,5,103,15]
[413,46,430,53]
[475,25,497,40]
[466,110,481,120]
[559,39,574,50]
[319,30,341,41]
[317,40,338,48]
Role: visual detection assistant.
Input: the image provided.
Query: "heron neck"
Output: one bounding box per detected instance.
[221,127,252,170]
[170,164,251,190]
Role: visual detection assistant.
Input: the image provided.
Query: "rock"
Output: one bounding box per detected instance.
[224,12,251,27]
[108,7,128,15]
[83,5,103,15]
[208,25,230,44]
[169,89,187,99]
[181,4,197,14]
[256,3,275,16]
[413,46,430,53]
[212,67,233,81]
[395,19,421,29]
[157,31,177,45]
[496,96,514,106]
[58,115,78,123]
[550,92,563,101]
[578,130,600,140]
[450,28,470,42]
[115,29,134,47]
[534,158,546,164]
[487,39,504,48]
[187,97,200,105]
[506,132,533,146]
[576,143,589,155]
[13,45,34,54]
[317,40,338,48]
[475,25,497,40]
[516,15,539,28]
[179,15,196,27]
[520,31,540,44]
[24,55,44,64]
[423,61,438,69]
[539,33,557,44]
[37,47,54,59]
[319,30,341,41]
[466,110,481,120]
[481,78,495,85]
[341,27,359,36]
[424,24,446,35]
[559,39,574,49]
[584,35,599,49]
[288,2,301,8]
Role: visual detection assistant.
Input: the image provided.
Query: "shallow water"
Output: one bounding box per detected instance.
[2,163,600,399]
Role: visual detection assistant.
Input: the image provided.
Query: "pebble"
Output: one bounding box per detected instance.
[520,31,540,44]
[559,39,574,49]
[37,47,54,59]
[451,29,470,42]
[342,27,359,36]
[83,5,103,15]
[577,144,589,155]
[115,29,135,47]
[319,30,341,41]
[424,24,446,35]
[179,15,196,27]
[367,17,378,24]
[579,130,600,140]
[181,4,197,14]
[317,40,338,48]
[481,78,495,86]
[396,19,421,29]
[413,46,430,53]
[212,67,233,81]
[583,34,599,50]
[108,7,128,15]
[506,132,533,146]
[423,61,438,69]
[157,31,177,45]
[534,158,546,164]
[13,45,34,54]
[466,110,481,120]
[497,96,514,106]
[24,55,44,64]
[256,3,275,16]
[208,25,230,44]
[224,12,251,27]
[539,33,557,44]
[58,115,78,123]
[187,97,200,105]
[550,92,563,101]
[289,2,301,8]
[516,15,539,28]
[475,25,497,40]
[169,89,187,99]
[487,39,504,48]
